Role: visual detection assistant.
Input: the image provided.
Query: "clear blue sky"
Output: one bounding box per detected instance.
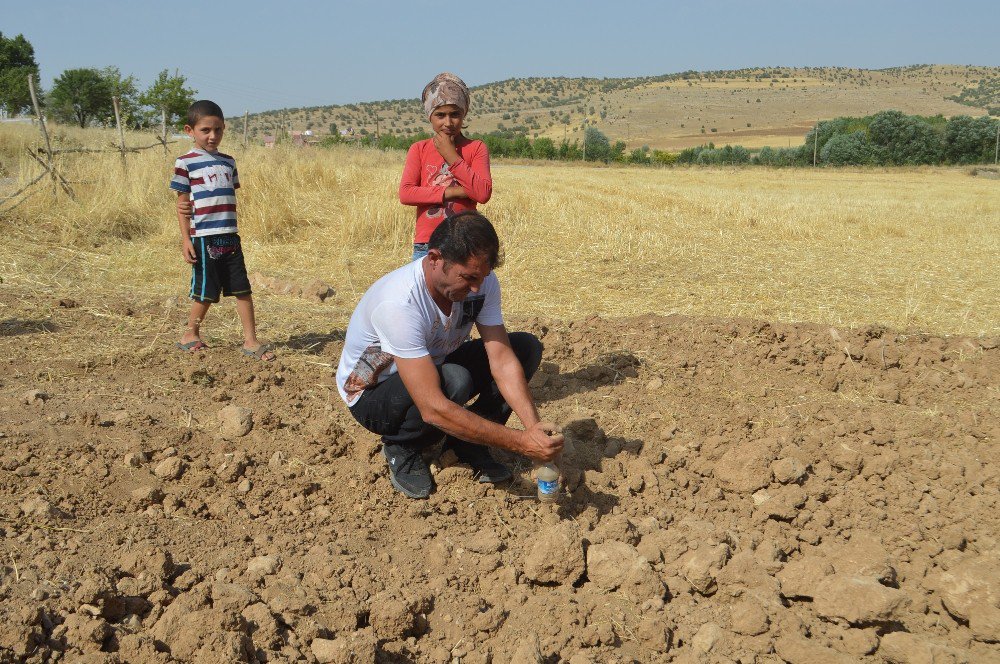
[6,0,998,114]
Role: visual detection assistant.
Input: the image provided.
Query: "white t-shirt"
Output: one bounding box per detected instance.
[336,259,503,406]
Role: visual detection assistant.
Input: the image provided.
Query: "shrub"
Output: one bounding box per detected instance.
[651,150,678,165]
[820,131,881,165]
[945,115,998,164]
[867,110,943,165]
[532,137,556,160]
[583,126,612,162]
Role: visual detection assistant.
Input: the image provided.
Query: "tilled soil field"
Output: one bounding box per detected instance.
[1,298,998,663]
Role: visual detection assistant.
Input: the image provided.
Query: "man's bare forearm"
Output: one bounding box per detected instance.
[491,360,540,429]
[424,398,526,453]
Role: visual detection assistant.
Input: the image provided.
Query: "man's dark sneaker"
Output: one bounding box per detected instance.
[448,439,513,483]
[383,443,433,499]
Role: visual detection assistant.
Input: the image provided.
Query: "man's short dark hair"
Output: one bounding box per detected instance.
[428,211,503,269]
[187,100,225,127]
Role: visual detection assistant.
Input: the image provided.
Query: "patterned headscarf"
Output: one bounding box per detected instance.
[422,72,470,118]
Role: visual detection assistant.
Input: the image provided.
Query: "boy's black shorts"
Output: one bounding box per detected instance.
[189,234,252,303]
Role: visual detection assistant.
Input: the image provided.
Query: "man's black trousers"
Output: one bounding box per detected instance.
[348,332,543,449]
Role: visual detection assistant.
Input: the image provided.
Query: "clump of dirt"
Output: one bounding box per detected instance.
[1,299,998,662]
[250,273,335,303]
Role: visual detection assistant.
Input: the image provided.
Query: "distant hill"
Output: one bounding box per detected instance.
[239,65,999,150]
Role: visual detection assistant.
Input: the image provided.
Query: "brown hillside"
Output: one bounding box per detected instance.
[243,65,998,150]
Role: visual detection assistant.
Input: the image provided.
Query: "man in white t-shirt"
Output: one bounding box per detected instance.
[336,212,564,498]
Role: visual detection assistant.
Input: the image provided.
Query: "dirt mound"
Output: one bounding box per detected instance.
[1,304,998,662]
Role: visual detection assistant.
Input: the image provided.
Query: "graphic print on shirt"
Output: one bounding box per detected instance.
[344,344,394,401]
[200,164,233,192]
[170,151,239,237]
[460,295,486,327]
[427,315,458,355]
[425,163,456,220]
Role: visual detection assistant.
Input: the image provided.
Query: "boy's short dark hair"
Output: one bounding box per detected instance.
[429,211,503,269]
[187,100,225,127]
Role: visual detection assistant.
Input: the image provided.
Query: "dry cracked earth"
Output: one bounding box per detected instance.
[1,297,998,663]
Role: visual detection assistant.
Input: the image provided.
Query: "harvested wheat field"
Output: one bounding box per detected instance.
[1,128,999,663]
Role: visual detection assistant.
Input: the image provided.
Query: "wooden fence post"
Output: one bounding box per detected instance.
[161,108,169,154]
[27,74,57,197]
[112,96,127,172]
[243,110,249,149]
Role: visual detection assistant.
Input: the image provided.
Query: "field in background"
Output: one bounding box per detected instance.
[4,123,999,663]
[247,64,999,151]
[0,121,997,354]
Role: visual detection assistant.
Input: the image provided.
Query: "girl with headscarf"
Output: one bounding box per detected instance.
[399,72,493,261]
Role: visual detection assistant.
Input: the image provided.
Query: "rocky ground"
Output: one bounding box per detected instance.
[1,296,998,663]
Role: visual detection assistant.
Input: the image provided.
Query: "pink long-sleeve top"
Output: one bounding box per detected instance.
[398,137,492,244]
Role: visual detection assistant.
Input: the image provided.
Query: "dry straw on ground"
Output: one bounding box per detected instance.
[0,122,997,359]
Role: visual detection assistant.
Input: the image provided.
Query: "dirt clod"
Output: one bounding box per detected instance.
[812,574,911,625]
[218,405,253,438]
[522,521,585,585]
[153,456,185,480]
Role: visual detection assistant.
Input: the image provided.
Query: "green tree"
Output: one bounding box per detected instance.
[820,131,881,165]
[139,69,196,128]
[583,126,611,162]
[532,137,556,160]
[101,66,141,127]
[867,110,944,165]
[511,135,532,158]
[944,115,998,164]
[611,140,627,162]
[0,32,40,116]
[557,138,582,160]
[628,146,651,165]
[480,134,510,158]
[48,68,113,127]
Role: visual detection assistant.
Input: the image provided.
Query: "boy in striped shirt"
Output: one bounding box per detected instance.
[171,100,274,360]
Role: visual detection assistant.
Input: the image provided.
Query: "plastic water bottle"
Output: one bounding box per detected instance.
[536,462,561,503]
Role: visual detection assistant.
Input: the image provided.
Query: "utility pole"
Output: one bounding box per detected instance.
[995,119,999,165]
[813,121,819,167]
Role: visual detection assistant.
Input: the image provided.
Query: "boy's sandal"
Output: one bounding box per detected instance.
[176,340,208,352]
[242,344,276,362]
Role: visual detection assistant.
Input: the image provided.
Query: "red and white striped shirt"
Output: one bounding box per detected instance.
[170,149,240,237]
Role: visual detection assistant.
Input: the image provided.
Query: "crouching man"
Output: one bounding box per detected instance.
[335,211,563,498]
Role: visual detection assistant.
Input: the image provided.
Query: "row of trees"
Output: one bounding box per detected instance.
[806,111,998,166]
[669,112,997,166]
[332,111,998,168]
[47,67,196,129]
[328,126,637,163]
[0,32,196,129]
